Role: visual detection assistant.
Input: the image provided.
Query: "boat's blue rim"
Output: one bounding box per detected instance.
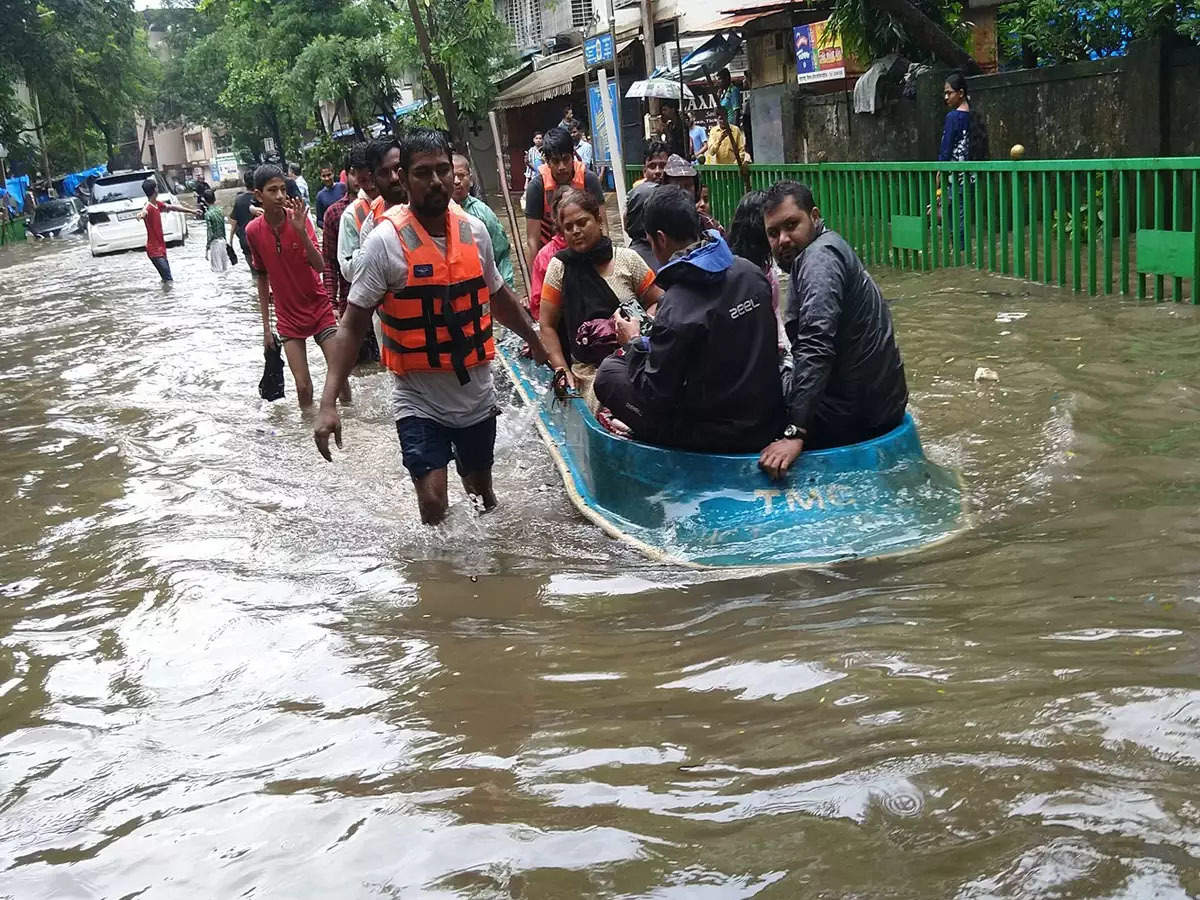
[495,343,969,570]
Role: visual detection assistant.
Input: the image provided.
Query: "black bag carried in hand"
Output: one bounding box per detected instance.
[259,336,285,401]
[226,243,238,265]
[357,327,380,365]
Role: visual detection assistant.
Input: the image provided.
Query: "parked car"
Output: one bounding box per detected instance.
[87,170,188,257]
[28,198,87,238]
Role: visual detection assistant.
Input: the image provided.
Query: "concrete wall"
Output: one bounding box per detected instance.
[796,39,1200,163]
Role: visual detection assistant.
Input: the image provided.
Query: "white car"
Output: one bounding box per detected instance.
[88,170,190,257]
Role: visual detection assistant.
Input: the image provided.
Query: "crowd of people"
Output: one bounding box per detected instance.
[130,93,909,529]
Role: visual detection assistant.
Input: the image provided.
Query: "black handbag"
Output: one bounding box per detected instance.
[258,336,285,401]
[226,243,238,265]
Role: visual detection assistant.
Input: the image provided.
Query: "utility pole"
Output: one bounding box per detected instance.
[639,0,656,76]
[639,0,659,128]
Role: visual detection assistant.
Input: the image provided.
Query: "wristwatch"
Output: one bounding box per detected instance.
[783,424,806,439]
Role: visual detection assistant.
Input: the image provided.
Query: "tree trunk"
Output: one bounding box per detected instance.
[343,92,367,141]
[405,0,463,143]
[867,0,982,75]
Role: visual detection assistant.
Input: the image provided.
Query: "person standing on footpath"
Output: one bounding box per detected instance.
[524,127,605,274]
[313,129,548,525]
[136,178,196,283]
[451,151,515,290]
[246,165,349,409]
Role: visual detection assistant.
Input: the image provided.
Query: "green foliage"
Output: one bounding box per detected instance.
[0,0,161,174]
[827,0,971,64]
[998,1,1200,65]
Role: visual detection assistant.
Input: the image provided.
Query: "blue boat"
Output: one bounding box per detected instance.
[496,342,966,569]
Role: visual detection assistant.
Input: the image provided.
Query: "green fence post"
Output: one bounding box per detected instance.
[1137,170,1147,299]
[1102,170,1113,294]
[1056,172,1067,288]
[1193,171,1199,304]
[1027,171,1037,281]
[1120,170,1131,295]
[1087,171,1097,295]
[1172,169,1183,302]
[1014,170,1026,279]
[1042,172,1052,285]
[1154,169,1165,301]
[1071,171,1081,292]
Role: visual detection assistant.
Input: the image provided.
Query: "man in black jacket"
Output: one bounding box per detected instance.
[759,181,908,478]
[594,185,783,453]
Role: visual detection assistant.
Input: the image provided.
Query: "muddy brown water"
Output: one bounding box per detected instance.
[2,225,1200,897]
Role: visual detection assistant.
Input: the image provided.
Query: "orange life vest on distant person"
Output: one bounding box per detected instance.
[349,194,385,231]
[377,205,494,385]
[538,160,587,246]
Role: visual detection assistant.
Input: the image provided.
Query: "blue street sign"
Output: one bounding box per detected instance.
[584,34,614,68]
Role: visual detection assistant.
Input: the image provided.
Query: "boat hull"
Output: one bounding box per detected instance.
[497,341,965,568]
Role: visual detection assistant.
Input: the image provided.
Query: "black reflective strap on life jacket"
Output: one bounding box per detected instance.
[378,275,490,385]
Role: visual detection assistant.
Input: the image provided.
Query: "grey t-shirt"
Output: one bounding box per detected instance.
[347,211,503,427]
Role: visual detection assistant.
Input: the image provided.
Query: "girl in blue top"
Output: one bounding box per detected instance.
[939,72,989,246]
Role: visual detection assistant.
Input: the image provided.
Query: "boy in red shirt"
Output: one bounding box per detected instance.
[246,165,349,408]
[137,178,195,282]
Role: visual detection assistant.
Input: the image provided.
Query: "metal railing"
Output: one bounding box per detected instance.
[627,160,1200,302]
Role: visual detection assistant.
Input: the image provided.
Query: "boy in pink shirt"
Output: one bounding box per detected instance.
[246,165,349,408]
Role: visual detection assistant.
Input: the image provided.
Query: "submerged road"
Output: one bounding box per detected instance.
[2,229,1200,896]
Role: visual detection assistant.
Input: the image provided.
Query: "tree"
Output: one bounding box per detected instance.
[828,0,976,71]
[391,0,517,143]
[998,1,1200,66]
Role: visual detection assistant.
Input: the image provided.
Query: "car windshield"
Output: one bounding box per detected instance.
[92,177,154,204]
[34,201,72,221]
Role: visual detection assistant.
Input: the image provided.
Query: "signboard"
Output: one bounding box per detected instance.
[584,34,614,68]
[794,20,845,85]
[588,82,621,165]
[216,152,240,182]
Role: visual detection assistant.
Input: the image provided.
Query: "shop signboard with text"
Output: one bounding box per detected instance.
[588,82,621,165]
[794,20,845,85]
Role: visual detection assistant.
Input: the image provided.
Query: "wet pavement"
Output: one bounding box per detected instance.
[1,226,1200,896]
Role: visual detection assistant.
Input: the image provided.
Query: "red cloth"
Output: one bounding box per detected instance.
[247,215,335,340]
[530,233,566,320]
[143,201,166,258]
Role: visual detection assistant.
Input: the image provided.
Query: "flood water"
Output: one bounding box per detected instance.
[2,229,1200,898]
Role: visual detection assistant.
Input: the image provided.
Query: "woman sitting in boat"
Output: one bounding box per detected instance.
[538,189,664,398]
[593,185,783,453]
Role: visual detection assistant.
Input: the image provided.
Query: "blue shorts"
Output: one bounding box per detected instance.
[396,414,497,480]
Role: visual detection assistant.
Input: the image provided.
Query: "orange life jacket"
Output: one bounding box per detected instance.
[349,195,385,231]
[538,160,587,246]
[377,205,493,385]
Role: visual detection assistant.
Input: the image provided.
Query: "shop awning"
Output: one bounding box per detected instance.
[494,50,585,110]
[690,10,779,34]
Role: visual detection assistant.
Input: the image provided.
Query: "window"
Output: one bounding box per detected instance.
[570,0,592,29]
[186,133,204,157]
[502,0,542,48]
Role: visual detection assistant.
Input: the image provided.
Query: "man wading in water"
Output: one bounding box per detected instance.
[314,129,549,524]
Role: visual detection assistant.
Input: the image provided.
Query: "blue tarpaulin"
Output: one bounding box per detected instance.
[62,164,108,199]
[2,176,30,213]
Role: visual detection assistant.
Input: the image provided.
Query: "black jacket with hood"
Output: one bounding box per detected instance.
[785,223,908,448]
[620,233,784,453]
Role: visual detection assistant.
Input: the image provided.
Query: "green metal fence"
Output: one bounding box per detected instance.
[627,160,1200,303]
